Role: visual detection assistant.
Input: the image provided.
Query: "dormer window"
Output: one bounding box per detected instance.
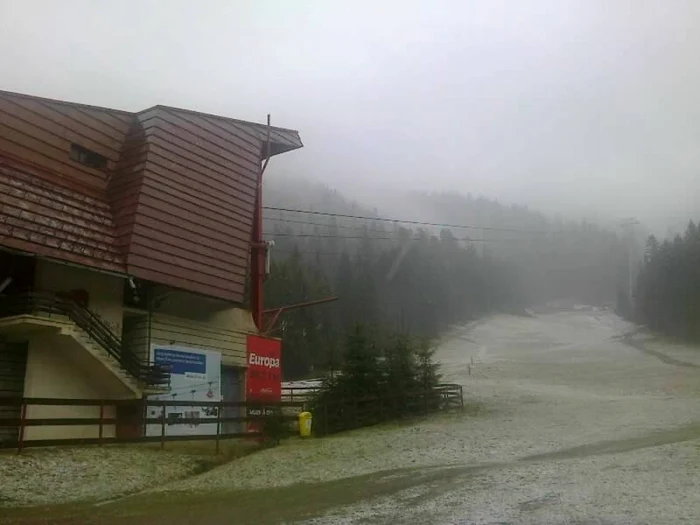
[70,143,107,169]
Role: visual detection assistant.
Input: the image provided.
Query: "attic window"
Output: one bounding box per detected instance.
[70,144,107,169]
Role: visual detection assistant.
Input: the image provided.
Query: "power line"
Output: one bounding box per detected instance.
[263,206,558,235]
[265,232,538,242]
[264,215,391,233]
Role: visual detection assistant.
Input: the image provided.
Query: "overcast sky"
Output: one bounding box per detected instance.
[1,0,699,233]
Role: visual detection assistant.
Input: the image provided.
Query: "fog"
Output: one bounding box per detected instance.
[1,0,699,234]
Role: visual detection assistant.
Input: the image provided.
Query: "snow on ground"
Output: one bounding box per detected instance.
[5,309,700,524]
[163,309,700,523]
[0,447,211,506]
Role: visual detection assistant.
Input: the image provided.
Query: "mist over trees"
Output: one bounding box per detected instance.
[634,222,700,340]
[263,177,629,379]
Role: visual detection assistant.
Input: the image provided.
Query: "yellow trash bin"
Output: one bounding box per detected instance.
[298,411,312,437]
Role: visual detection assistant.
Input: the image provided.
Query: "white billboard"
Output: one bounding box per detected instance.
[146,345,222,437]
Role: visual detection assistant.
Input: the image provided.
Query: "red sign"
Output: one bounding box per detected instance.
[246,335,282,401]
[246,335,282,434]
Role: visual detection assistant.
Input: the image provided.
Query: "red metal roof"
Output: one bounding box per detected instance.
[0,156,125,273]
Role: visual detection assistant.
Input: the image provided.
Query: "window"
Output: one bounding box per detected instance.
[70,143,107,169]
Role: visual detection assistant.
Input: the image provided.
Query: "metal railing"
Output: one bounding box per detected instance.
[0,292,170,389]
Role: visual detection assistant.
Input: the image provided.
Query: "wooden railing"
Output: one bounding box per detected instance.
[309,384,464,435]
[283,383,464,408]
[0,385,464,451]
[0,397,306,453]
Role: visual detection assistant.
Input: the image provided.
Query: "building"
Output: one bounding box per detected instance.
[0,90,301,442]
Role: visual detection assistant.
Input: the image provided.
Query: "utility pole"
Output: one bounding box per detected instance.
[619,217,639,304]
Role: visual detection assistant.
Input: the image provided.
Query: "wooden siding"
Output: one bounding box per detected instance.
[124,313,247,367]
[108,121,147,252]
[0,91,131,193]
[0,157,124,272]
[124,107,264,303]
[0,91,302,301]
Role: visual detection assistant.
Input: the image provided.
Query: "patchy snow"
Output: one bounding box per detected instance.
[0,447,210,506]
[282,379,323,389]
[6,309,700,524]
[164,310,700,523]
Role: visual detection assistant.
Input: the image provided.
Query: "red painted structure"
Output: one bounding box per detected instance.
[0,90,302,304]
[245,334,282,402]
[245,334,282,432]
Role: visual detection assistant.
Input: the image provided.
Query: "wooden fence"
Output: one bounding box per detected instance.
[306,383,464,435]
[0,398,306,453]
[0,384,464,452]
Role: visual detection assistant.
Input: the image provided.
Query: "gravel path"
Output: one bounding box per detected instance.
[161,309,700,523]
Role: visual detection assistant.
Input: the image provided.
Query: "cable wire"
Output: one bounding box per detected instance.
[263,206,557,234]
[265,232,538,242]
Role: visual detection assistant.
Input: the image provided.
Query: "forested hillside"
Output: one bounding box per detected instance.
[263,176,629,379]
[634,222,700,340]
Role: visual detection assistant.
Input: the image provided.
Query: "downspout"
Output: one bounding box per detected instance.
[251,115,272,331]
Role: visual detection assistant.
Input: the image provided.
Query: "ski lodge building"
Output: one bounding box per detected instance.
[0,90,301,443]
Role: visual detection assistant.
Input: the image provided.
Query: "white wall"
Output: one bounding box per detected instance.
[22,334,124,440]
[124,293,254,368]
[35,260,124,336]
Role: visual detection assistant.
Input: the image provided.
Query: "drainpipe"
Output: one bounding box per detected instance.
[251,114,272,331]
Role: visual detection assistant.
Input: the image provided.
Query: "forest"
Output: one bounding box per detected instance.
[634,221,700,341]
[263,176,630,379]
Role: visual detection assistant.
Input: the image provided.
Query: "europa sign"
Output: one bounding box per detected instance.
[246,334,282,401]
[246,335,282,434]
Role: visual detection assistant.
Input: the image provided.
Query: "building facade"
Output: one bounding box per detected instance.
[0,90,301,442]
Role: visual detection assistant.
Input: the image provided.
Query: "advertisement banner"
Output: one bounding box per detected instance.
[246,335,282,432]
[146,346,221,437]
[246,335,282,400]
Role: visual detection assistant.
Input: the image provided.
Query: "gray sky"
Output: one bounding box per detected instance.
[1,0,699,233]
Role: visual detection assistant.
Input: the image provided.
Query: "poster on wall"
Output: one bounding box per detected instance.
[246,335,282,432]
[145,346,222,437]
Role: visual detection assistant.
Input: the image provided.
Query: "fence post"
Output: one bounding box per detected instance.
[215,401,222,455]
[17,402,27,455]
[160,402,166,450]
[98,400,104,446]
[323,403,328,435]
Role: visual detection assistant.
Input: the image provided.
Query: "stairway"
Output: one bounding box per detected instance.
[0,292,170,394]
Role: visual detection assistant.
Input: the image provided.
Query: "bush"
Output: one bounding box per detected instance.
[309,325,442,435]
[260,409,290,446]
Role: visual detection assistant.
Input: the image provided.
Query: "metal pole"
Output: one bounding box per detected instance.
[251,115,272,331]
[160,402,166,450]
[17,402,26,454]
[98,400,104,446]
[620,218,638,304]
[215,401,222,455]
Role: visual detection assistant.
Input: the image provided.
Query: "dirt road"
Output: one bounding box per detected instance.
[7,309,700,524]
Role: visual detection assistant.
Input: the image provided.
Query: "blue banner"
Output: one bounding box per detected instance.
[154,348,206,375]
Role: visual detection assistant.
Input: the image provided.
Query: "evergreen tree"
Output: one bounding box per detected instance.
[635,221,700,341]
[263,177,629,378]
